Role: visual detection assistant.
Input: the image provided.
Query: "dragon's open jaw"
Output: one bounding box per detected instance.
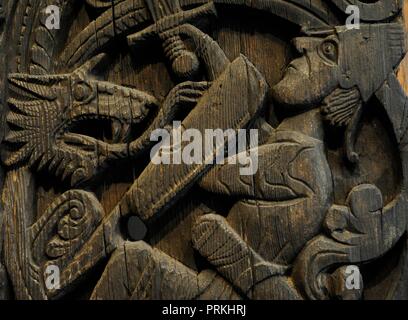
[4,56,160,185]
[8,72,158,140]
[60,79,159,149]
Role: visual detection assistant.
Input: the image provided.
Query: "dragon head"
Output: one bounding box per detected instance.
[4,54,159,186]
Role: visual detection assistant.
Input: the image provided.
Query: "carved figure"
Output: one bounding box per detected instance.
[1,0,408,301]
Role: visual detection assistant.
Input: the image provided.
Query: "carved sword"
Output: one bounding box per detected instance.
[128,0,217,80]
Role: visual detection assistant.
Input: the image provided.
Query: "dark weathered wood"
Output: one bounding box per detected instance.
[0,0,408,300]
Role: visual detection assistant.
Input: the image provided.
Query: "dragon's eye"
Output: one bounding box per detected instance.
[73,81,93,102]
[319,39,338,63]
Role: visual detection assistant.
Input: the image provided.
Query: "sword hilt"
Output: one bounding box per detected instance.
[127,2,217,80]
[162,34,200,80]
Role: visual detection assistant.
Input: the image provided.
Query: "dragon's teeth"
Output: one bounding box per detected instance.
[112,120,122,143]
[122,124,131,142]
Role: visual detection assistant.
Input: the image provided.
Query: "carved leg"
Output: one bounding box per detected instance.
[91,241,240,300]
[192,214,289,295]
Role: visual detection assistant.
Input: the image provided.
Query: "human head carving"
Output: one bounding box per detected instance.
[272,31,341,107]
[273,23,405,107]
[272,23,406,163]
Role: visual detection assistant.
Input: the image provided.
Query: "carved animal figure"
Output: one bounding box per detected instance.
[4,53,211,186]
[4,54,157,185]
[1,51,211,299]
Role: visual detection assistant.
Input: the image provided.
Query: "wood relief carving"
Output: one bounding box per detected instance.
[0,0,408,300]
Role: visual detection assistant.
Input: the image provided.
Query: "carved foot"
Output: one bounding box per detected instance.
[192,214,288,295]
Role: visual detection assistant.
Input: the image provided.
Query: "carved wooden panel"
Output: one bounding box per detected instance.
[0,0,408,300]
